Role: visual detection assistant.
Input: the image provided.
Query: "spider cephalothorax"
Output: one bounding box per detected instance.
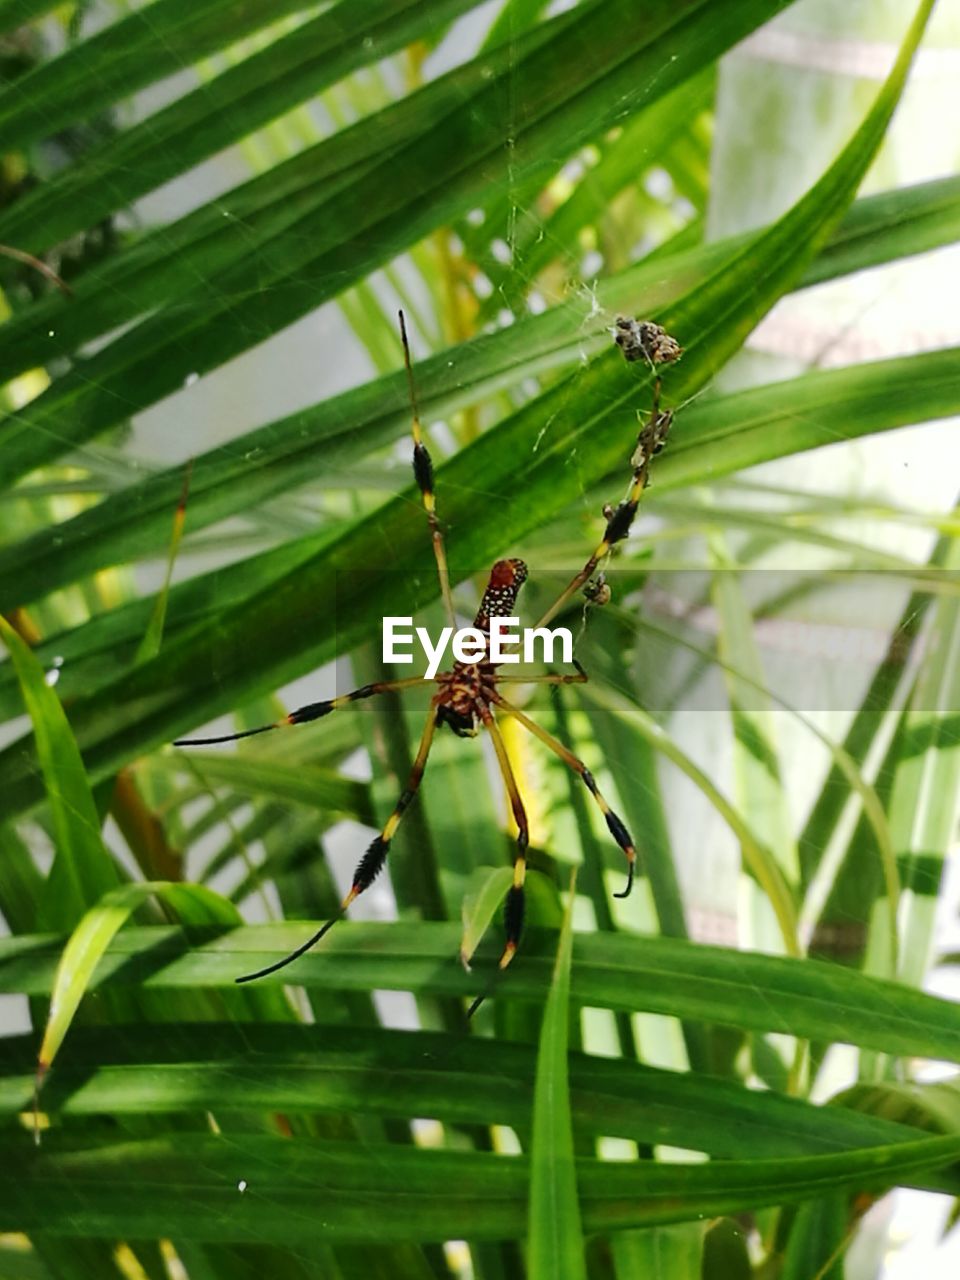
[435,661,489,738]
[175,312,679,1001]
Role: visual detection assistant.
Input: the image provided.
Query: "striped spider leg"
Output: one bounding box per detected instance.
[533,316,682,630]
[235,702,441,983]
[399,308,457,629]
[463,680,636,1021]
[174,310,452,983]
[486,689,637,899]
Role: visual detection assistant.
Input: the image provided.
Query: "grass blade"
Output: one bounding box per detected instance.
[1,1129,959,1243]
[528,870,586,1279]
[5,922,960,1063]
[36,881,240,1087]
[0,615,121,931]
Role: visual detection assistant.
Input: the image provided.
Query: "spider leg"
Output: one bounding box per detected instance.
[236,702,440,983]
[466,704,529,1019]
[399,310,457,628]
[174,677,434,746]
[495,659,589,686]
[480,704,528,967]
[488,689,636,899]
[530,379,667,631]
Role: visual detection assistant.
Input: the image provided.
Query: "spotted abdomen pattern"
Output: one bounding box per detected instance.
[473,558,528,632]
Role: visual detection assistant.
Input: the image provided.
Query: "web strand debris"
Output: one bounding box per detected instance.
[613,316,682,366]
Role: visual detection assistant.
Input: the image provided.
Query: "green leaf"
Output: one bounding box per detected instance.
[701,1220,749,1280]
[529,871,585,1279]
[711,542,798,878]
[0,822,45,934]
[803,173,960,290]
[0,0,798,487]
[581,680,800,956]
[780,1198,848,1280]
[655,346,960,492]
[838,1078,960,1138]
[482,0,551,52]
[890,537,960,987]
[1,1128,959,1243]
[37,880,240,1080]
[0,0,485,255]
[459,867,514,967]
[2,165,954,404]
[545,682,641,1063]
[624,601,901,978]
[0,615,121,931]
[155,752,376,826]
[0,0,311,153]
[490,69,713,297]
[5,923,960,1064]
[135,462,191,664]
[0,1023,934,1160]
[0,0,953,1270]
[0,1,60,38]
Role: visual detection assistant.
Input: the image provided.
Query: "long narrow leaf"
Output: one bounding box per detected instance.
[0,1023,934,1160]
[0,615,120,931]
[0,0,310,152]
[0,0,798,487]
[0,0,484,256]
[36,881,241,1080]
[1,1129,959,1243]
[528,872,585,1279]
[3,923,960,1063]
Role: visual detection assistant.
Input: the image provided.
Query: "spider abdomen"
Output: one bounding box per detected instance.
[473,558,528,631]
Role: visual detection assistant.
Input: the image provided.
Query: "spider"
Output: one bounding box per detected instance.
[175,312,680,999]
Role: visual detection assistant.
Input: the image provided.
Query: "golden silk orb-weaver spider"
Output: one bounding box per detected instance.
[175,312,681,1002]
